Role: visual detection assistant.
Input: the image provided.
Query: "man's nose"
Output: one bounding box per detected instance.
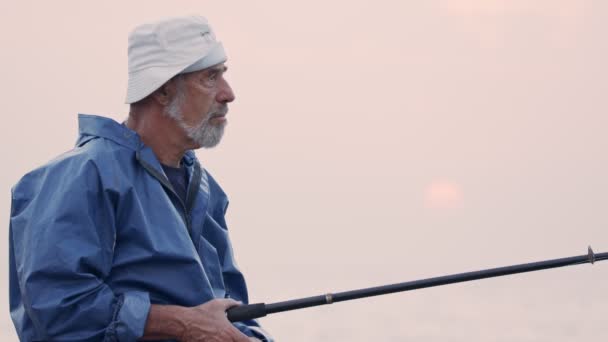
[217,78,236,104]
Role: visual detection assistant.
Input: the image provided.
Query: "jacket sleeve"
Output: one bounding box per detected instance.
[9,159,150,341]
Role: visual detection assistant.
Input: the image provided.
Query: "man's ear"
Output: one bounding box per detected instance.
[153,76,184,106]
[151,83,172,106]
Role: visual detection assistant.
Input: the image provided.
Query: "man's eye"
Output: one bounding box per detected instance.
[201,71,221,87]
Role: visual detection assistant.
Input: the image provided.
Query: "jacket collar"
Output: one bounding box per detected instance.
[76,113,197,169]
[77,113,140,150]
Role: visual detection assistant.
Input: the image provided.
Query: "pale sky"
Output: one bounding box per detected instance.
[1,1,607,341]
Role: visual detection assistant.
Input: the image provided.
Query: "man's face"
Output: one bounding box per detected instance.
[165,63,235,148]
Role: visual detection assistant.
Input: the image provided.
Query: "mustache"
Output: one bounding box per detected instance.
[210,106,228,118]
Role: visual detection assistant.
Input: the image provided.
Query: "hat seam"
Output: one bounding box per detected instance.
[128,62,193,74]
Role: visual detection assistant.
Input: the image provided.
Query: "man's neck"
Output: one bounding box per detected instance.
[126,112,189,168]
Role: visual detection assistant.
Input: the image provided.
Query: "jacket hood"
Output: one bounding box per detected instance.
[75,113,196,166]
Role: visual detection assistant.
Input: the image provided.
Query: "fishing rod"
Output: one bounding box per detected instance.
[227,246,608,322]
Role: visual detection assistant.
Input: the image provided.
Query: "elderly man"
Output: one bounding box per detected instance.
[9,16,272,341]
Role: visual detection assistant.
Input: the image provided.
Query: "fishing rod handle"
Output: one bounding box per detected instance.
[227,303,267,322]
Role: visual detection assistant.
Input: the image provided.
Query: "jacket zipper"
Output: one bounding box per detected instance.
[136,153,201,235]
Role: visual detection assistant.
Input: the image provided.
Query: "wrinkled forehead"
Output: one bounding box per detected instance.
[182,62,228,79]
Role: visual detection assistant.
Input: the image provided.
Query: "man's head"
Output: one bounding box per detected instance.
[125,16,235,150]
[163,64,234,148]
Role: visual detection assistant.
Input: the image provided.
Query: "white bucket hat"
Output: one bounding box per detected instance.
[125,16,227,104]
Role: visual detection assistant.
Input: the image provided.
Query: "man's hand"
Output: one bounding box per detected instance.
[180,299,251,342]
[141,299,251,342]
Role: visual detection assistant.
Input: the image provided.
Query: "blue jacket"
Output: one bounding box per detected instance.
[9,114,272,341]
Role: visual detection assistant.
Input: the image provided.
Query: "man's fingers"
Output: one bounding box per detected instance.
[221,300,249,342]
[214,298,243,310]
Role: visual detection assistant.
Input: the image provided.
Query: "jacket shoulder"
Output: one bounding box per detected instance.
[12,138,128,202]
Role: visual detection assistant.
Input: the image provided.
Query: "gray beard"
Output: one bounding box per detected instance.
[183,116,226,148]
[165,88,226,148]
